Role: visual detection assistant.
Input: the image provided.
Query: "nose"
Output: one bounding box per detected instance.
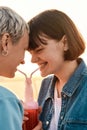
[31,54,39,63]
[21,60,25,64]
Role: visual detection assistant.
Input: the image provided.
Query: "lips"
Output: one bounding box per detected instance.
[38,62,47,70]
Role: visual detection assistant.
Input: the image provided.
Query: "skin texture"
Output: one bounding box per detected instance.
[0,30,29,78]
[29,34,78,97]
[29,35,69,77]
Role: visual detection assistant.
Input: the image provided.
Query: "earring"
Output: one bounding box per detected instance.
[2,50,8,56]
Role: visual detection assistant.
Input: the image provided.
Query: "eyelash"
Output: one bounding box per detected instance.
[36,48,43,53]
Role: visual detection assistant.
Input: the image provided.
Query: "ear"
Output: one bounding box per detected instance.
[1,33,10,56]
[61,35,68,51]
[1,33,10,51]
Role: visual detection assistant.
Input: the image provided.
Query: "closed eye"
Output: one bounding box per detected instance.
[35,48,44,53]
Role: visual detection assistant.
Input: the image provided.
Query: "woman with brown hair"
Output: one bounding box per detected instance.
[28,9,87,130]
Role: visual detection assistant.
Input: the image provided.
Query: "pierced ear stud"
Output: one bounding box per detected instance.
[2,50,8,56]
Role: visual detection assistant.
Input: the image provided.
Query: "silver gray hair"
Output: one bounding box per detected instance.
[0,6,29,43]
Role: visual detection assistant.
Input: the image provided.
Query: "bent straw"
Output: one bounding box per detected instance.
[30,67,39,78]
[17,69,27,78]
[17,67,39,79]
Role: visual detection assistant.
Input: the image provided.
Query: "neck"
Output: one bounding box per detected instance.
[55,60,78,97]
[55,60,78,82]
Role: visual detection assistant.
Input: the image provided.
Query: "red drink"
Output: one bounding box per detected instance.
[22,76,39,130]
[17,69,40,130]
[23,108,38,130]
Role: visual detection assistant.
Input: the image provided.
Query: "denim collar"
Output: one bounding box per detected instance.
[62,59,87,97]
[45,59,87,100]
[45,75,57,101]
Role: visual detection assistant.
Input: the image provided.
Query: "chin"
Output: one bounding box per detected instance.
[11,74,15,78]
[7,73,15,78]
[1,72,15,78]
[41,72,48,77]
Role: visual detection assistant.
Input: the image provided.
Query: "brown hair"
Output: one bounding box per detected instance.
[28,9,85,60]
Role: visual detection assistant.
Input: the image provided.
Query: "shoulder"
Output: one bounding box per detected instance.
[0,85,23,118]
[0,85,23,109]
[0,86,23,130]
[0,86,23,110]
[0,86,17,99]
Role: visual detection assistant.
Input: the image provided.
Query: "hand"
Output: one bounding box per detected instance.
[20,100,42,128]
[20,100,29,124]
[37,106,42,114]
[23,106,42,124]
[32,121,43,130]
[22,110,29,124]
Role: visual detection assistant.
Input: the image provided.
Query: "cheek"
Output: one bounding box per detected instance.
[50,52,64,66]
[17,50,25,57]
[41,51,54,59]
[54,49,64,59]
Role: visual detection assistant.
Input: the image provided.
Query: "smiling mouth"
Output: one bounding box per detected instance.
[39,62,47,70]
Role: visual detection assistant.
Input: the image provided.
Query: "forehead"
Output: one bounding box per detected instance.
[20,30,29,49]
[29,33,51,50]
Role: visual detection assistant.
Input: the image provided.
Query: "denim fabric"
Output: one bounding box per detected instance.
[38,59,87,130]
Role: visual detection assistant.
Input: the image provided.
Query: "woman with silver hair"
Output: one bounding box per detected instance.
[0,6,42,130]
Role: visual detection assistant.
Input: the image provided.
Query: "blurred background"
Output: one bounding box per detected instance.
[0,0,87,100]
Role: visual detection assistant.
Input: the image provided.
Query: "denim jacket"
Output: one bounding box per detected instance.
[38,59,87,130]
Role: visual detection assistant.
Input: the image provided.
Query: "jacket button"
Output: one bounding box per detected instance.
[60,116,63,119]
[63,94,66,98]
[46,121,49,125]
